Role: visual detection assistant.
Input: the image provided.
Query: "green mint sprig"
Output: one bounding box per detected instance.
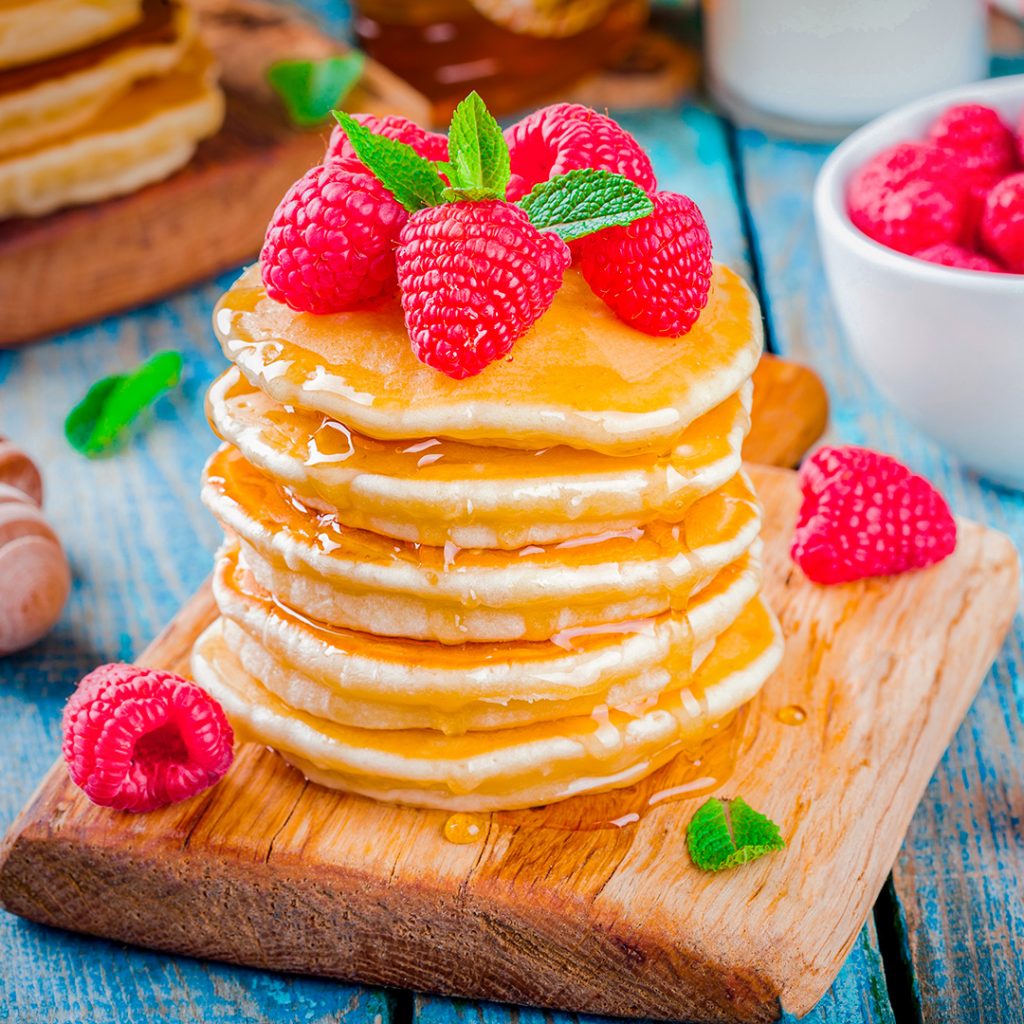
[268,54,365,128]
[518,168,653,240]
[333,111,446,211]
[65,350,183,457]
[445,91,510,200]
[331,90,652,239]
[686,796,785,872]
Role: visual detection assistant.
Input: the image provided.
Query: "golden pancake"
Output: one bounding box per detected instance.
[203,444,763,643]
[0,0,142,71]
[0,0,193,157]
[215,263,763,456]
[0,41,224,218]
[191,593,783,811]
[209,540,763,732]
[207,367,752,549]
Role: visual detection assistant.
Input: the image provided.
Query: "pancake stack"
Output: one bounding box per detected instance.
[0,0,224,217]
[191,258,784,812]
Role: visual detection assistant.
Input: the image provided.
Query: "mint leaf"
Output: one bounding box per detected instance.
[446,91,509,198]
[686,796,785,872]
[518,169,653,241]
[267,55,364,127]
[332,111,446,211]
[65,351,183,457]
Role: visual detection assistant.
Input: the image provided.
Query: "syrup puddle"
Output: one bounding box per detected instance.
[440,708,749,843]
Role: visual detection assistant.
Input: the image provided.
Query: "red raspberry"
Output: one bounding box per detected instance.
[980,172,1024,272]
[574,191,712,336]
[261,164,407,314]
[927,104,1018,180]
[395,200,570,379]
[326,113,448,169]
[504,103,657,202]
[847,142,968,255]
[791,446,957,585]
[62,663,234,813]
[913,241,1004,272]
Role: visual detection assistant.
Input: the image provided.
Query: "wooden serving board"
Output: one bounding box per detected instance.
[0,0,427,348]
[0,463,1017,1024]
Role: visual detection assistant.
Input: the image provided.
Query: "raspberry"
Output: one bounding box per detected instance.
[62,663,234,813]
[395,200,570,379]
[927,104,1018,180]
[326,113,448,169]
[574,191,712,336]
[913,241,1004,272]
[980,172,1024,272]
[261,164,407,314]
[504,103,656,202]
[791,446,957,585]
[847,142,968,254]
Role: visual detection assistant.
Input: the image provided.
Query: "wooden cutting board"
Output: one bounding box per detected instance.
[0,0,427,348]
[0,459,1017,1024]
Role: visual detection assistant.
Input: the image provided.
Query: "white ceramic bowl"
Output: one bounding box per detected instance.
[814,75,1024,489]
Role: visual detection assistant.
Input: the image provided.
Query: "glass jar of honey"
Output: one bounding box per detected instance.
[353,0,650,120]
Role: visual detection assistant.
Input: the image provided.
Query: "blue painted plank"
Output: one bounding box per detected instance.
[734,92,1024,1022]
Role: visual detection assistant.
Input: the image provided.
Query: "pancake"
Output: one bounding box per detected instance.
[191,593,783,810]
[0,0,193,157]
[214,262,763,456]
[203,444,763,643]
[207,367,752,549]
[0,41,224,218]
[210,539,763,731]
[0,0,142,71]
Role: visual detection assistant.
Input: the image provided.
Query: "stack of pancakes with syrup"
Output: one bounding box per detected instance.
[192,258,785,812]
[0,0,224,218]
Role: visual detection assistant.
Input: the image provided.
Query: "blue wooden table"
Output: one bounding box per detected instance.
[2,6,1023,1022]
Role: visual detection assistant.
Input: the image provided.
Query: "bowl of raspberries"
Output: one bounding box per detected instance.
[814,74,1024,490]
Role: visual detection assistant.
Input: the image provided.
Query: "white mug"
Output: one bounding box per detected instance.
[704,0,990,137]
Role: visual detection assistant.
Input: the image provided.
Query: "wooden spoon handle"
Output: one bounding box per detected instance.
[0,441,69,656]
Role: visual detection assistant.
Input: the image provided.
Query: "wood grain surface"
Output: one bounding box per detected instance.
[0,0,427,349]
[1,465,1016,1024]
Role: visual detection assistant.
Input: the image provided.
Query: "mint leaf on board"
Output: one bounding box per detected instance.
[518,168,654,241]
[686,796,785,872]
[332,111,446,211]
[446,91,510,198]
[65,351,183,457]
[267,54,365,127]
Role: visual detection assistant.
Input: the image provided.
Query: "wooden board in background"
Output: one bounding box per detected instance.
[0,464,1016,1024]
[0,0,427,349]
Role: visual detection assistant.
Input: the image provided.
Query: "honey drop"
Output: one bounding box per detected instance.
[777,704,807,726]
[443,812,485,844]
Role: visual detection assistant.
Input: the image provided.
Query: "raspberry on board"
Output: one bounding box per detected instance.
[791,446,957,585]
[395,200,570,379]
[574,191,713,336]
[847,142,968,255]
[980,171,1024,272]
[62,663,235,813]
[504,102,656,202]
[927,103,1018,180]
[260,164,408,314]
[913,241,1004,272]
[326,112,448,169]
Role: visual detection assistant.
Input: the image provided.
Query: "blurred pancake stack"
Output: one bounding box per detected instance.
[191,262,784,811]
[0,0,224,218]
